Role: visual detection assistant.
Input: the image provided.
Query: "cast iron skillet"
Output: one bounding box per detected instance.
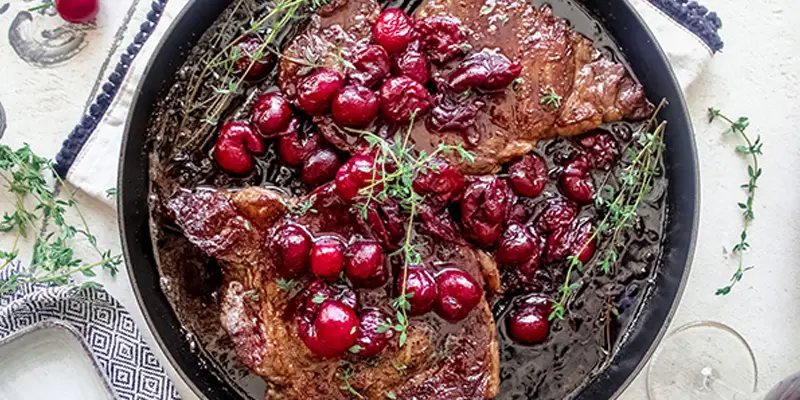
[118,0,699,398]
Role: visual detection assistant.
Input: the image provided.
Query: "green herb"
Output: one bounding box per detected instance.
[105,188,117,198]
[709,108,761,295]
[479,1,495,16]
[244,289,260,301]
[549,101,667,320]
[289,199,317,216]
[0,145,122,293]
[243,219,252,231]
[540,88,562,109]
[337,364,364,398]
[311,294,326,303]
[277,278,297,292]
[390,360,408,376]
[348,344,363,354]
[28,2,53,12]
[385,392,397,399]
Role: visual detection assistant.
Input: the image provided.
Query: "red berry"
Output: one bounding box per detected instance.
[277,131,321,167]
[508,154,548,197]
[460,176,511,247]
[234,36,271,80]
[379,76,431,124]
[213,122,265,176]
[434,269,483,322]
[354,309,393,357]
[449,49,522,93]
[559,175,595,204]
[535,198,577,233]
[496,224,540,266]
[545,218,595,263]
[412,159,464,206]
[508,297,550,344]
[332,86,379,128]
[302,148,341,186]
[310,238,346,279]
[397,267,437,316]
[391,45,429,84]
[54,0,98,24]
[298,300,359,358]
[335,155,379,202]
[271,224,312,278]
[349,45,391,88]
[373,9,414,54]
[345,240,387,288]
[414,17,468,64]
[579,131,618,170]
[296,69,345,116]
[303,279,358,313]
[252,93,292,136]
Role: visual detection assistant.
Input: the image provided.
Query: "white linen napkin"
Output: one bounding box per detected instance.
[58,0,724,204]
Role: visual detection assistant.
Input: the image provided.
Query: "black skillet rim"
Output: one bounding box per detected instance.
[118,0,699,398]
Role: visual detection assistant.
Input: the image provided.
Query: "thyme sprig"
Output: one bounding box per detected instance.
[549,102,667,320]
[337,364,364,398]
[709,108,761,295]
[0,145,122,294]
[540,88,563,109]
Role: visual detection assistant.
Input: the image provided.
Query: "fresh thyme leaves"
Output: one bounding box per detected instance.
[549,100,667,320]
[390,360,408,376]
[348,344,363,354]
[479,1,495,16]
[337,364,364,398]
[277,278,297,291]
[105,188,117,198]
[288,199,317,216]
[0,144,122,293]
[385,391,398,399]
[709,108,761,295]
[311,294,327,303]
[540,88,562,109]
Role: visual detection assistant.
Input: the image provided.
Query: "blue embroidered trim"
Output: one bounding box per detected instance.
[53,0,169,178]
[647,0,724,52]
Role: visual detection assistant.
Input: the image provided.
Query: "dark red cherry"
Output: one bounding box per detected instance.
[349,45,391,88]
[354,308,393,357]
[310,237,346,279]
[391,46,429,84]
[302,148,341,186]
[271,224,312,277]
[373,9,414,54]
[332,86,379,128]
[213,122,265,176]
[296,69,345,116]
[379,76,431,124]
[277,131,321,166]
[449,49,522,92]
[303,279,358,313]
[560,175,595,204]
[252,93,292,136]
[508,154,548,197]
[298,300,359,357]
[412,159,465,206]
[535,198,577,233]
[434,269,483,322]
[234,36,271,80]
[578,131,618,170]
[508,296,550,344]
[460,176,511,247]
[54,0,99,23]
[357,200,407,250]
[496,224,540,266]
[396,267,437,316]
[545,218,596,263]
[345,240,387,288]
[414,16,468,64]
[335,155,379,202]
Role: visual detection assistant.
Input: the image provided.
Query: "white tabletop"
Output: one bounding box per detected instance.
[1,0,799,398]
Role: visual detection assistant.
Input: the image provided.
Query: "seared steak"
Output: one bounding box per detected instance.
[167,184,501,399]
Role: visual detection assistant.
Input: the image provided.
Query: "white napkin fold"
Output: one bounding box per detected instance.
[63,0,723,205]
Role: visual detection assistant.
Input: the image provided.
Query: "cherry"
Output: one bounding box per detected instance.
[310,237,346,279]
[391,45,429,84]
[396,267,437,316]
[358,200,407,250]
[252,93,292,136]
[508,154,548,197]
[535,198,577,233]
[354,308,394,357]
[449,49,522,93]
[234,36,271,80]
[296,69,345,116]
[496,223,540,266]
[545,218,595,263]
[412,159,465,207]
[302,148,341,186]
[349,45,391,88]
[379,76,431,124]
[434,269,483,322]
[414,17,468,64]
[213,122,265,176]
[427,91,484,139]
[460,176,511,247]
[332,86,379,128]
[559,156,595,204]
[507,296,551,344]
[578,131,618,170]
[271,224,312,277]
[277,131,321,167]
[54,0,98,23]
[303,279,358,313]
[298,300,359,358]
[335,155,379,202]
[345,239,388,288]
[373,9,414,54]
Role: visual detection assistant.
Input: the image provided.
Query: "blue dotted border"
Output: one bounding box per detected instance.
[53,0,169,178]
[648,0,723,52]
